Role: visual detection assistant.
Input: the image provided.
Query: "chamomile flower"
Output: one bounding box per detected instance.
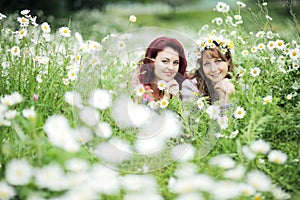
[64,91,82,107]
[117,40,126,50]
[17,16,29,27]
[267,41,275,51]
[41,22,51,33]
[257,43,265,50]
[233,106,246,119]
[129,15,137,23]
[5,158,33,185]
[246,170,272,191]
[237,1,246,8]
[268,150,288,164]
[250,67,261,77]
[22,107,36,120]
[0,182,15,200]
[289,48,300,60]
[10,46,20,57]
[217,115,228,129]
[135,84,145,97]
[206,105,220,120]
[196,98,205,110]
[251,46,258,53]
[256,31,265,38]
[157,80,167,90]
[95,122,113,138]
[18,28,27,39]
[59,27,71,37]
[216,2,230,13]
[67,70,77,81]
[263,95,272,105]
[88,89,112,110]
[250,139,271,154]
[159,98,169,108]
[241,49,249,56]
[275,39,285,50]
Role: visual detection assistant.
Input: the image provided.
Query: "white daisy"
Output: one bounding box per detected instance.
[157,80,167,90]
[129,15,137,23]
[268,150,288,164]
[250,67,261,77]
[263,95,272,105]
[41,22,51,33]
[250,139,271,154]
[59,27,71,37]
[88,89,112,110]
[5,158,33,185]
[233,106,246,119]
[159,98,169,108]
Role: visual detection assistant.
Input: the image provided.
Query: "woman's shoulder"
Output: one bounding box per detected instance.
[182,78,198,89]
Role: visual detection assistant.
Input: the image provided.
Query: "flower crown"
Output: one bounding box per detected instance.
[194,35,234,55]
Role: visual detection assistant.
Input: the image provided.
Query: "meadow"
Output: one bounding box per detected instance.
[0,1,299,200]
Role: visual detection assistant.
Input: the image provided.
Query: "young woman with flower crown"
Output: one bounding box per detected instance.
[132,36,187,109]
[182,36,235,109]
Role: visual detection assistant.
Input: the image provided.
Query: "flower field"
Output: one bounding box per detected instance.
[0,1,299,200]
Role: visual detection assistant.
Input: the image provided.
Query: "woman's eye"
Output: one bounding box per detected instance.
[162,60,169,64]
[204,63,211,67]
[216,59,222,63]
[174,61,179,66]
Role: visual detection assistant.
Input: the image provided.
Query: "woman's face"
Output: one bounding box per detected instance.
[154,47,179,82]
[202,51,229,84]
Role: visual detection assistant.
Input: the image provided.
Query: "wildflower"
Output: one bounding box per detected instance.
[95,137,132,164]
[267,41,275,51]
[135,84,145,97]
[246,170,272,191]
[121,174,158,193]
[95,122,112,138]
[233,106,246,119]
[117,40,126,50]
[65,158,89,172]
[268,150,288,164]
[0,182,16,200]
[263,95,272,105]
[241,49,249,56]
[159,98,169,108]
[237,1,246,8]
[18,28,27,39]
[33,94,38,101]
[206,105,220,120]
[209,154,235,169]
[35,163,67,191]
[0,13,7,20]
[271,186,291,200]
[44,115,80,152]
[212,17,223,25]
[251,46,258,53]
[88,89,112,110]
[286,93,293,100]
[17,16,29,27]
[10,46,21,57]
[38,56,50,65]
[129,15,137,23]
[216,2,230,13]
[5,159,33,185]
[157,80,167,90]
[64,91,82,107]
[250,67,261,77]
[21,9,30,15]
[257,43,265,50]
[59,27,71,37]
[135,136,165,156]
[242,145,256,160]
[41,22,51,33]
[250,139,271,154]
[67,70,77,81]
[217,115,228,129]
[240,183,256,196]
[289,48,300,60]
[22,107,36,120]
[4,110,17,120]
[171,143,195,162]
[224,165,246,180]
[256,31,265,38]
[196,98,205,110]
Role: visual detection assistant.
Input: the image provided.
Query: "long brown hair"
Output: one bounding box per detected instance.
[187,46,234,103]
[138,37,187,99]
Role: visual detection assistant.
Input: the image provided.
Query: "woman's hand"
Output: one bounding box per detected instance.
[214,78,235,105]
[164,79,180,98]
